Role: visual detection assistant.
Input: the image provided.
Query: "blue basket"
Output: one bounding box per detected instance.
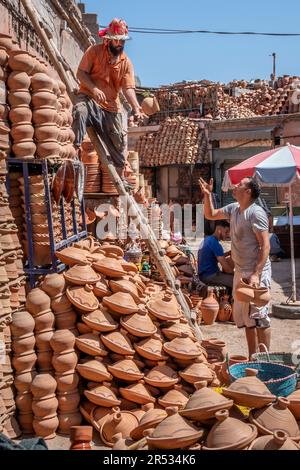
[228,361,297,397]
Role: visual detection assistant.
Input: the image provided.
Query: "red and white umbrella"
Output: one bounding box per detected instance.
[222,144,300,302]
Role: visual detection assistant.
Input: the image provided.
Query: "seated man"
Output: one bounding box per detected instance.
[198,220,234,288]
[269,232,286,260]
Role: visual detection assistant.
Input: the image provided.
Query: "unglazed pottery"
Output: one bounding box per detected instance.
[66,285,99,312]
[163,333,202,360]
[100,407,139,447]
[120,306,157,337]
[82,307,118,332]
[201,288,219,325]
[134,334,167,361]
[102,292,139,315]
[130,403,167,441]
[64,264,100,286]
[75,334,108,357]
[248,430,300,450]
[107,356,144,382]
[119,380,156,405]
[84,382,121,407]
[76,358,112,382]
[144,362,179,388]
[101,330,135,355]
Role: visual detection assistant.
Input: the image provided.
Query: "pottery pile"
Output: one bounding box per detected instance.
[135,116,209,167]
[80,137,101,193]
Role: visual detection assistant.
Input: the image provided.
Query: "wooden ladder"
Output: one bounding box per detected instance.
[20,0,203,340]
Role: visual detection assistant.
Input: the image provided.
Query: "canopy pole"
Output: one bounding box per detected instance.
[288,185,297,302]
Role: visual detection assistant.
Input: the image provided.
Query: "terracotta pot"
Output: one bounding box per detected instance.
[26,287,51,315]
[82,307,118,333]
[130,403,167,441]
[31,73,54,92]
[101,330,135,355]
[32,90,57,108]
[15,391,33,413]
[54,310,77,330]
[36,350,53,372]
[32,394,58,418]
[34,124,59,141]
[120,306,157,337]
[51,293,72,313]
[36,140,60,158]
[35,329,54,351]
[8,50,35,74]
[147,290,181,321]
[145,407,204,450]
[57,390,80,412]
[66,285,99,312]
[12,332,35,355]
[76,358,112,383]
[32,106,58,125]
[31,373,57,398]
[58,410,82,434]
[144,362,179,388]
[33,413,59,439]
[84,382,121,407]
[287,389,300,419]
[201,288,219,325]
[92,257,126,278]
[203,409,257,450]
[41,273,66,298]
[10,122,34,142]
[11,310,35,337]
[253,286,271,307]
[75,333,108,357]
[8,90,31,107]
[218,295,232,322]
[12,350,37,372]
[12,139,36,158]
[249,397,300,440]
[108,356,144,382]
[64,263,100,286]
[52,350,78,373]
[17,411,34,434]
[0,34,13,51]
[7,71,30,90]
[55,247,88,266]
[14,369,37,393]
[235,279,255,303]
[248,430,300,450]
[55,371,79,393]
[34,310,55,332]
[179,362,214,384]
[50,329,76,353]
[9,104,32,124]
[70,426,93,450]
[100,407,139,447]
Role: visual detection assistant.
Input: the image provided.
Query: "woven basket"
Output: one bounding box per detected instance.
[229,361,297,397]
[251,343,300,379]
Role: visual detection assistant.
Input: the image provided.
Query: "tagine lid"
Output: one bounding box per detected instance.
[64,263,100,285]
[82,307,118,332]
[120,306,157,336]
[222,368,276,403]
[107,356,144,381]
[147,289,182,320]
[144,362,179,386]
[76,358,112,381]
[203,409,257,450]
[66,284,99,312]
[103,292,138,314]
[119,380,156,404]
[182,381,233,412]
[163,333,201,359]
[158,384,189,408]
[101,330,135,355]
[248,430,300,450]
[149,406,203,440]
[75,333,108,356]
[55,247,88,266]
[84,382,121,407]
[179,362,215,382]
[134,334,168,361]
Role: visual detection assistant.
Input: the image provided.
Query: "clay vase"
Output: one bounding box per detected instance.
[235,279,255,303]
[33,414,59,439]
[8,50,35,74]
[201,288,219,325]
[248,430,300,450]
[218,295,232,322]
[100,407,139,447]
[70,425,93,450]
[10,310,35,337]
[26,287,51,315]
[41,273,66,298]
[202,409,257,450]
[145,407,204,450]
[249,397,300,440]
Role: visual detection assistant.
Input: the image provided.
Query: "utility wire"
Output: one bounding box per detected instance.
[99,25,300,37]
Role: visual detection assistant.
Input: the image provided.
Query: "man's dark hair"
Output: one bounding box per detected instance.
[245,177,261,200]
[214,220,230,229]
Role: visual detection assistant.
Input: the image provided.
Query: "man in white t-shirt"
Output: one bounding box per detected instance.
[199,176,271,357]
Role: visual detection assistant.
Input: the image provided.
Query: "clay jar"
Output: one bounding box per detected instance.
[201,288,219,325]
[33,107,58,125]
[12,350,37,372]
[14,370,37,393]
[218,295,232,322]
[41,273,66,298]
[7,71,31,90]
[31,73,54,92]
[36,140,60,158]
[8,50,35,74]
[35,329,54,352]
[26,287,51,315]
[49,330,75,354]
[31,373,57,399]
[51,292,72,313]
[8,90,31,107]
[12,332,35,355]
[12,140,36,159]
[57,390,80,412]
[33,414,59,439]
[70,426,93,450]
[52,350,78,374]
[11,122,34,141]
[10,310,35,337]
[34,124,59,141]
[32,90,57,108]
[9,105,32,124]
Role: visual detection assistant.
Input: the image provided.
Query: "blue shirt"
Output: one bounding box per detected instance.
[198,235,224,278]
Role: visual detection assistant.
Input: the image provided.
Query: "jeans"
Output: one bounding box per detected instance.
[72,93,127,169]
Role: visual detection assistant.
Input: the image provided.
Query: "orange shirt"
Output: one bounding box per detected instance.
[78,43,135,113]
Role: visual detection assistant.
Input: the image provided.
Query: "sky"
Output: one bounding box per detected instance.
[81,0,300,88]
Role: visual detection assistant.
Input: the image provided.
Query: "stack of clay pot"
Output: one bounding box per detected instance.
[157,242,195,287]
[26,288,55,375]
[81,137,101,193]
[31,373,59,439]
[101,161,117,194]
[0,35,10,168]
[41,272,78,335]
[50,329,81,434]
[10,309,36,435]
[135,117,209,167]
[56,80,75,161]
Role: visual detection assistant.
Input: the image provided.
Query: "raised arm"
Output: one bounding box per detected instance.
[199,178,227,220]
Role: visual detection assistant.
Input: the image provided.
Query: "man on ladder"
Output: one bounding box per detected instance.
[72,18,144,190]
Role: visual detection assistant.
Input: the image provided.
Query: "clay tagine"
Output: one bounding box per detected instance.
[66,285,99,312]
[179,361,214,384]
[120,306,157,337]
[92,257,126,278]
[64,264,100,286]
[202,409,257,450]
[248,430,300,451]
[100,407,139,448]
[55,247,89,266]
[249,397,300,440]
[76,358,112,383]
[107,356,144,382]
[222,368,276,408]
[145,407,204,450]
[161,319,195,341]
[109,278,140,303]
[147,290,182,321]
[119,380,156,405]
[144,362,179,388]
[134,334,167,361]
[180,381,233,421]
[102,292,139,315]
[81,307,118,332]
[130,403,167,441]
[101,330,135,355]
[163,333,202,360]
[75,334,108,357]
[84,382,121,407]
[158,384,189,409]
